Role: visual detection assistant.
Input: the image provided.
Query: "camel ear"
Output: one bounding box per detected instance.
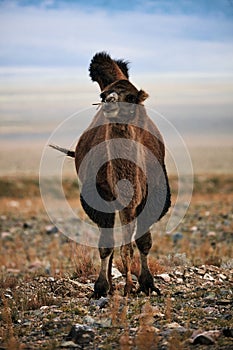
[137,90,149,103]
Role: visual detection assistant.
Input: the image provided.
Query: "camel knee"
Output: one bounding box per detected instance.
[136,231,152,255]
[99,247,113,259]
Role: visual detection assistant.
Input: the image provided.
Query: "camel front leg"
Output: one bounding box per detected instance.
[119,210,136,295]
[94,226,115,298]
[120,243,134,295]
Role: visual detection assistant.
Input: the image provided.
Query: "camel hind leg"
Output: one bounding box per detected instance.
[136,231,161,296]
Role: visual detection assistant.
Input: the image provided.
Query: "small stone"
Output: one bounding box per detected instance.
[157,273,171,282]
[191,334,215,345]
[174,270,183,276]
[196,267,206,275]
[1,232,12,239]
[131,274,138,282]
[61,340,79,348]
[112,267,122,279]
[91,296,109,309]
[190,330,221,345]
[223,327,233,338]
[95,317,112,328]
[40,306,49,311]
[23,222,32,229]
[83,316,95,325]
[203,273,214,281]
[204,292,216,301]
[48,276,55,282]
[45,225,58,234]
[166,322,182,329]
[66,324,95,346]
[218,273,227,280]
[176,278,183,284]
[172,232,183,244]
[4,293,13,299]
[207,231,216,238]
[162,325,187,337]
[216,299,232,305]
[204,307,215,314]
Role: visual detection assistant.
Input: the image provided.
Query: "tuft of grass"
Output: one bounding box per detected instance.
[168,331,184,350]
[1,297,21,349]
[135,301,159,350]
[165,294,172,323]
[71,243,98,282]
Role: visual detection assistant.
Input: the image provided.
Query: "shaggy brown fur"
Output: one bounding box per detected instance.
[76,52,171,297]
[51,52,171,297]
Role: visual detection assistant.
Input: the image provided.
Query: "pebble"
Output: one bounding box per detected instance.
[66,324,95,346]
[83,315,111,328]
[223,328,233,338]
[61,340,79,348]
[190,330,221,345]
[196,266,206,275]
[112,266,122,279]
[207,231,216,238]
[172,232,183,244]
[45,225,58,234]
[23,222,33,229]
[91,296,109,309]
[203,273,215,281]
[191,333,215,345]
[176,278,183,284]
[166,322,183,329]
[203,307,216,314]
[157,273,171,282]
[1,231,12,239]
[83,316,95,325]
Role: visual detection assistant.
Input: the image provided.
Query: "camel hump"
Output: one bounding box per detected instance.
[89,51,129,90]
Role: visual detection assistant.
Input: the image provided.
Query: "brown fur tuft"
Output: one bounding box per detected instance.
[89,52,128,90]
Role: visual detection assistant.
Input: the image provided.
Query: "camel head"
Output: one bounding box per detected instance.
[89,52,149,119]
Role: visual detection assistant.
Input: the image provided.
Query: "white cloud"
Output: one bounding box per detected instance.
[0,2,233,74]
[0,0,233,146]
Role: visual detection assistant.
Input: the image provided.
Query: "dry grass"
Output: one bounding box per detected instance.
[0,174,232,349]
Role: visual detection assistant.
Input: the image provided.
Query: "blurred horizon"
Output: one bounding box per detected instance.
[0,0,233,175]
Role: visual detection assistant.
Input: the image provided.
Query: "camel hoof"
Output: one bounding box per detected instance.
[138,271,161,296]
[123,282,137,296]
[93,276,109,298]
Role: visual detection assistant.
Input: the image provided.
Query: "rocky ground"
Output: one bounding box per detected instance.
[0,175,232,349]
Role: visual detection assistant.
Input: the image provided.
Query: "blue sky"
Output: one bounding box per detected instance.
[0,0,233,74]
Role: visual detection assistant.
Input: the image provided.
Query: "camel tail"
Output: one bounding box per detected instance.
[49,144,75,158]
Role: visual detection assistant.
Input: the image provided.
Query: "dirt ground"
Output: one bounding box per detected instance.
[0,175,232,349]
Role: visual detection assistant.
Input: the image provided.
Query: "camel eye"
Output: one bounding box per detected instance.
[105,91,118,103]
[125,94,136,103]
